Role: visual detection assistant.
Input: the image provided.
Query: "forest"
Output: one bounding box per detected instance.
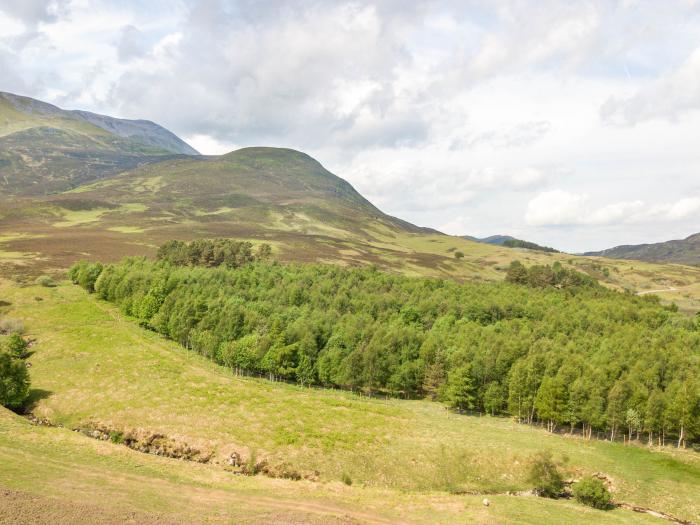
[69,243,700,448]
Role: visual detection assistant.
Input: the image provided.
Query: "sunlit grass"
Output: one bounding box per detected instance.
[2,279,698,523]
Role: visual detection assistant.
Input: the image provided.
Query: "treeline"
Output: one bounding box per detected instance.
[503,239,559,253]
[70,256,700,447]
[156,239,272,268]
[505,260,597,288]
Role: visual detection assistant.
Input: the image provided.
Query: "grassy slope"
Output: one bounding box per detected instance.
[1,279,698,524]
[2,147,700,312]
[1,409,664,525]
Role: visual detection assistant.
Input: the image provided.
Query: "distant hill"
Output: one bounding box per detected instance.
[0,91,198,195]
[585,233,700,265]
[464,234,559,253]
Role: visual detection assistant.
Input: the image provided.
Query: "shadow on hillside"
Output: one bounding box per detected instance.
[22,389,52,414]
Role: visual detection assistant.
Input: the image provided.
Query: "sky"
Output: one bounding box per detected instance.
[1,0,700,252]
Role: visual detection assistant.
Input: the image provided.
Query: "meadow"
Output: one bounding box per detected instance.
[1,278,698,523]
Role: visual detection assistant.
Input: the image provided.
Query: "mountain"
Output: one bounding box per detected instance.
[0,91,198,195]
[585,233,700,265]
[465,234,559,253]
[1,94,700,313]
[0,143,458,276]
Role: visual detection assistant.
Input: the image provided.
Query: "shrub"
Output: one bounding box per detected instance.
[527,451,564,498]
[0,351,30,410]
[109,430,124,444]
[573,476,613,510]
[454,251,464,259]
[6,333,28,359]
[244,449,259,475]
[35,275,57,287]
[341,472,353,486]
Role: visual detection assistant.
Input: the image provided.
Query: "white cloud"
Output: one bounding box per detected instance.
[601,46,700,125]
[184,134,238,156]
[526,190,589,226]
[526,191,700,227]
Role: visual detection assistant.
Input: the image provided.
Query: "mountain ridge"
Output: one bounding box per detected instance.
[0,91,199,155]
[585,232,700,265]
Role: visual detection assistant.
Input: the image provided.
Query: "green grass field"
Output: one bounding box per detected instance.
[2,407,668,525]
[1,278,698,524]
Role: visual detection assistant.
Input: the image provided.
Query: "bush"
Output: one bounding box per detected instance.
[573,476,613,509]
[341,472,353,486]
[454,251,464,259]
[5,333,28,359]
[527,451,564,498]
[35,275,57,287]
[109,430,124,444]
[0,351,30,410]
[244,449,259,475]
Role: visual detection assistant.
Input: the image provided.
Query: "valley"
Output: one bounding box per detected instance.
[1,278,698,524]
[1,91,700,524]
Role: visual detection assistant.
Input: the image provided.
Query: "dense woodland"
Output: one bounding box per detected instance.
[503,239,559,253]
[69,245,700,447]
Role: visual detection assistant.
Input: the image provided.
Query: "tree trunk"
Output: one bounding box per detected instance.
[677,425,684,449]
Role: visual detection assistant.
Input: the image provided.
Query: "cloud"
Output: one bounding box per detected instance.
[601,46,700,125]
[0,0,62,27]
[183,133,238,155]
[116,25,148,62]
[526,191,700,226]
[439,215,473,236]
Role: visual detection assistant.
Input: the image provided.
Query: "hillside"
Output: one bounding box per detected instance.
[0,91,198,196]
[1,277,698,524]
[1,147,700,311]
[2,94,700,525]
[0,94,699,313]
[586,233,700,266]
[465,235,559,253]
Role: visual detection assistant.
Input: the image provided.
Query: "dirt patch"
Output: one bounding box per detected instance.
[0,487,185,525]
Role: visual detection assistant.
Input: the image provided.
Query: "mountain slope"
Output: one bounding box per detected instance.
[585,233,700,265]
[0,92,198,154]
[1,95,699,311]
[0,91,198,195]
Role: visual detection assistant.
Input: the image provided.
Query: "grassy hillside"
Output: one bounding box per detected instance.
[1,408,666,525]
[1,278,699,524]
[0,92,197,196]
[2,146,700,313]
[586,233,700,266]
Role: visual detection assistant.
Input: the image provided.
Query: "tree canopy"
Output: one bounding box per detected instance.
[70,252,700,446]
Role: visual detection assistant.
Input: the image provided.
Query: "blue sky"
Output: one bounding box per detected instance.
[1,0,700,252]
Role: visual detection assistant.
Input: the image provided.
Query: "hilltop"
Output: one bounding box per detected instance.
[586,233,700,266]
[0,91,198,195]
